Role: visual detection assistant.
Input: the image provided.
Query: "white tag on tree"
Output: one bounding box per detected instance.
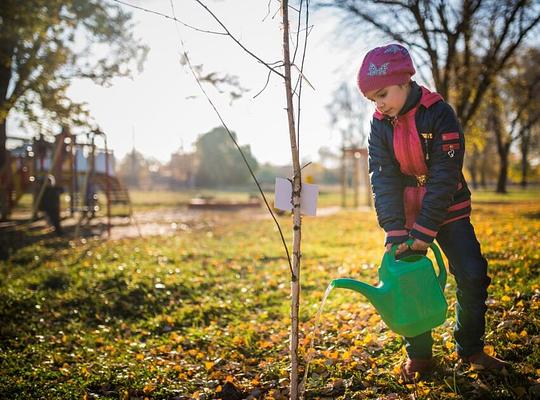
[274,177,319,216]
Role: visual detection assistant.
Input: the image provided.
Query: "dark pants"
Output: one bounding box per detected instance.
[402,217,491,359]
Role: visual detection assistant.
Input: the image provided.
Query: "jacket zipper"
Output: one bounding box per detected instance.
[421,133,432,161]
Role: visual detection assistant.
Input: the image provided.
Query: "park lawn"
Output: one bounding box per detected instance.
[127,187,357,210]
[13,185,540,214]
[0,198,539,399]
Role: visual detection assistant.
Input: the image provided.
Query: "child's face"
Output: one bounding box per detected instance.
[365,84,409,117]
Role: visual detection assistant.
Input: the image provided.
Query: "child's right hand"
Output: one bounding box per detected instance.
[385,242,409,255]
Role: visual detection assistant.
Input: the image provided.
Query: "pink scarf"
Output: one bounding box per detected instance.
[391,87,442,229]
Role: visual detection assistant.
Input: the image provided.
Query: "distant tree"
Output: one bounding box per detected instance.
[316,0,540,132]
[318,146,340,168]
[0,0,148,171]
[167,149,198,188]
[488,47,540,193]
[506,48,540,188]
[255,162,290,185]
[520,123,540,187]
[326,82,368,149]
[194,127,258,187]
[117,149,150,189]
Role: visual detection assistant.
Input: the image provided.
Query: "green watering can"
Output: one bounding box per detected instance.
[331,240,448,337]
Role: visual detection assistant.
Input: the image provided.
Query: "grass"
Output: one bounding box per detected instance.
[127,187,360,210]
[1,191,539,399]
[12,184,540,214]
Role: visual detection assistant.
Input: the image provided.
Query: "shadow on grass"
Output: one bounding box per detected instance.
[0,269,226,344]
[0,217,109,261]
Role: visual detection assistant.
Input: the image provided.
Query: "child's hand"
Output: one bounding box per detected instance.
[385,242,409,255]
[385,239,430,255]
[410,239,430,252]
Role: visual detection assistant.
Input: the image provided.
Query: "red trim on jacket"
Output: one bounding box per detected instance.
[441,213,470,226]
[412,222,437,237]
[419,87,443,108]
[442,132,460,141]
[447,199,471,212]
[386,229,409,237]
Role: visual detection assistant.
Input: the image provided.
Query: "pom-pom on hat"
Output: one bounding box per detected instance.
[357,44,415,96]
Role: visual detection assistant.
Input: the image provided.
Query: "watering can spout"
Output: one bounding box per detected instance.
[331,278,383,304]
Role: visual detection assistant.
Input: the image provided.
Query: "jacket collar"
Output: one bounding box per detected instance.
[398,81,422,115]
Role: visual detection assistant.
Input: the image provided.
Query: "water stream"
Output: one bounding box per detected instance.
[299,282,335,399]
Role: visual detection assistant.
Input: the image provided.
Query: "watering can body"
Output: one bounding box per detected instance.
[332,240,448,337]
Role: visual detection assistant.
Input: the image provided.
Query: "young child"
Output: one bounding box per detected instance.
[356,43,508,382]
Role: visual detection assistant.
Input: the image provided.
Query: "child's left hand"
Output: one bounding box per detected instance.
[410,239,430,252]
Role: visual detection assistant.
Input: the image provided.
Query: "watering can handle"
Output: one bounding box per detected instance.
[429,242,447,292]
[390,239,447,292]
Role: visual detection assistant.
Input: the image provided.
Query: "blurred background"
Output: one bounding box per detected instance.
[1,0,539,222]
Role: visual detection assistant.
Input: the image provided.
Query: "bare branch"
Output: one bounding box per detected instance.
[253,69,272,99]
[168,0,294,276]
[112,0,227,35]
[296,0,310,156]
[409,1,441,89]
[262,0,272,22]
[463,9,540,125]
[194,0,285,79]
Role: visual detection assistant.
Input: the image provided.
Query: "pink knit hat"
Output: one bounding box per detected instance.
[357,44,415,96]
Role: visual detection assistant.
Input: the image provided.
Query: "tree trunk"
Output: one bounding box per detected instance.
[496,143,510,194]
[281,1,302,399]
[0,38,14,173]
[520,130,530,188]
[0,119,6,172]
[490,89,511,194]
[467,146,479,189]
[0,118,6,220]
[480,145,489,189]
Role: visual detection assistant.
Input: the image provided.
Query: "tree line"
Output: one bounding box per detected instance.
[118,122,538,191]
[317,0,540,192]
[2,1,539,193]
[116,126,347,190]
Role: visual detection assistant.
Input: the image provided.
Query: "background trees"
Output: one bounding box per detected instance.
[316,0,540,192]
[0,0,148,171]
[194,127,259,187]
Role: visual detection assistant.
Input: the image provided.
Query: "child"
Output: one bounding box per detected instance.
[356,43,508,382]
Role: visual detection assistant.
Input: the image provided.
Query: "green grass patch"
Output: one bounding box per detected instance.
[1,198,539,399]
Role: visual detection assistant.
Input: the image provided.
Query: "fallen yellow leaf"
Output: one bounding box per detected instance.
[143,383,155,394]
[484,345,496,356]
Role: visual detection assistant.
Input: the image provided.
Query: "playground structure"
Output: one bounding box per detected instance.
[341,147,372,208]
[0,127,132,236]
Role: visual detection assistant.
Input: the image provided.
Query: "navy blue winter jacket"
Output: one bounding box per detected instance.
[368,81,472,245]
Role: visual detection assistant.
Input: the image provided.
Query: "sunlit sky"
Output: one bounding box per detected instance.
[10,0,380,166]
